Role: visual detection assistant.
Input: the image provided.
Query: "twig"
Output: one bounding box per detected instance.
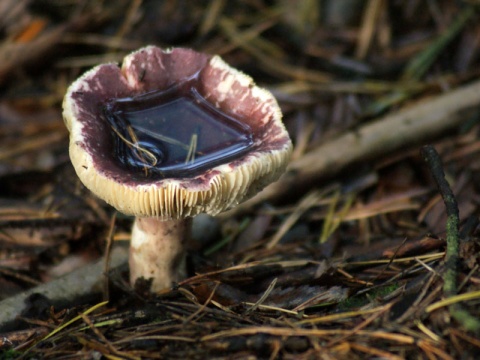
[421,145,480,333]
[103,213,117,301]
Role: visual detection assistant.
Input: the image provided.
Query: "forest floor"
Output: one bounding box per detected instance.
[0,1,480,359]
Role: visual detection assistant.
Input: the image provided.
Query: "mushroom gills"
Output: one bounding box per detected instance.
[103,78,254,179]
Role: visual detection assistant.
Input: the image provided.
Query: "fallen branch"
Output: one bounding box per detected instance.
[241,78,480,209]
[0,246,127,332]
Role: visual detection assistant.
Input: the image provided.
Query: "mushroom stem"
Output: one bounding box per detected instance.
[129,217,190,291]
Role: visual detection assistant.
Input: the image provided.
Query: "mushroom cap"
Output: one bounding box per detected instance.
[63,46,292,219]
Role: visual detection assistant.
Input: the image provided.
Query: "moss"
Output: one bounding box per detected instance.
[338,283,400,311]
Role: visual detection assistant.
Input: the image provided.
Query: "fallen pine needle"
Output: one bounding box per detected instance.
[46,301,108,340]
[201,326,415,344]
[297,304,391,325]
[425,290,480,313]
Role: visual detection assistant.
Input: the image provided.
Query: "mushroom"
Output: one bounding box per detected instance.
[62,46,292,292]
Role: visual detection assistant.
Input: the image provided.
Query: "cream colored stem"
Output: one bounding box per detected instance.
[129,217,190,292]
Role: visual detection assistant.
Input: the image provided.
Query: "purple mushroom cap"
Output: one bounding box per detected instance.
[63,46,292,219]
